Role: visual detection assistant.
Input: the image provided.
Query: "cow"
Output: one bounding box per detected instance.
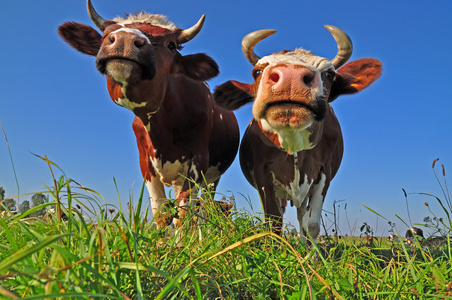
[0,210,17,218]
[405,226,424,244]
[42,207,70,222]
[388,234,400,243]
[58,1,240,229]
[214,26,382,243]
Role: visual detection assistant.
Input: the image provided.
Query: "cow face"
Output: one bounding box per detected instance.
[58,0,219,112]
[214,26,382,153]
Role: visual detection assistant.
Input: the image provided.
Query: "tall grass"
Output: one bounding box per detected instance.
[0,158,452,299]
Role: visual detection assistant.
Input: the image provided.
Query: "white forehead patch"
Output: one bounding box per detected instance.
[111,27,152,45]
[257,48,334,72]
[113,13,177,31]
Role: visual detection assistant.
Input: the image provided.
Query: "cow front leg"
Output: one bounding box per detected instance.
[298,173,327,243]
[146,178,169,228]
[173,183,199,229]
[259,185,283,235]
[196,178,221,240]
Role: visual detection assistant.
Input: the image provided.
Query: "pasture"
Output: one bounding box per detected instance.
[1,1,452,299]
[0,159,451,299]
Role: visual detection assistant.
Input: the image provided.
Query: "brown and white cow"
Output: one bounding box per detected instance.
[214,26,382,242]
[58,1,239,228]
[405,227,424,238]
[42,207,70,222]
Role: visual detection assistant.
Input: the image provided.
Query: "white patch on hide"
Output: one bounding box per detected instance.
[113,83,147,111]
[297,172,326,242]
[273,172,313,207]
[150,157,189,188]
[116,96,147,111]
[111,27,152,45]
[203,163,222,185]
[190,164,199,182]
[260,119,313,154]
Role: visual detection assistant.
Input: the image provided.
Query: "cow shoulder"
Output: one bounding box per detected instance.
[58,22,102,56]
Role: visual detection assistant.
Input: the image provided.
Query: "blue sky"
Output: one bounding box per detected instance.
[1,1,451,236]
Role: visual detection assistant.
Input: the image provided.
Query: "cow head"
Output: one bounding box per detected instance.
[214,26,382,154]
[58,0,219,113]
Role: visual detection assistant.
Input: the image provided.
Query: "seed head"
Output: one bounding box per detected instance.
[432,158,439,168]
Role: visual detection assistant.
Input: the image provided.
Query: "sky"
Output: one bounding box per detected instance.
[1,1,452,237]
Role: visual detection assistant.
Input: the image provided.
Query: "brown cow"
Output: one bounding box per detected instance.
[214,26,381,242]
[58,1,239,229]
[405,226,424,244]
[42,207,70,222]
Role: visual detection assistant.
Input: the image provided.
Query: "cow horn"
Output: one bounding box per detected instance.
[241,29,277,65]
[87,0,108,31]
[177,15,206,44]
[324,25,353,69]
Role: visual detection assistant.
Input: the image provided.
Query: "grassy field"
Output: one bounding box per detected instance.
[1,162,452,299]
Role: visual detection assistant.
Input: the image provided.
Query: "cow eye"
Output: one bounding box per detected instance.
[252,69,262,79]
[167,42,176,50]
[324,71,335,81]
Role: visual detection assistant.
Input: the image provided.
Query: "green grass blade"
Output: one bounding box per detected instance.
[189,268,202,299]
[0,234,69,272]
[361,204,390,221]
[0,214,18,252]
[21,293,122,299]
[0,117,20,202]
[155,266,192,300]
[134,180,146,234]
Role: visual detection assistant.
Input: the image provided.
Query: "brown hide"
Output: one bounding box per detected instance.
[58,2,240,230]
[214,27,381,241]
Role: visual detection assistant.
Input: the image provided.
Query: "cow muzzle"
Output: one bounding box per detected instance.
[253,64,326,129]
[96,30,156,82]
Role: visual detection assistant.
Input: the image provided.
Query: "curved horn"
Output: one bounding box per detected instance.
[324,25,353,69]
[87,0,108,31]
[241,29,277,65]
[177,15,205,44]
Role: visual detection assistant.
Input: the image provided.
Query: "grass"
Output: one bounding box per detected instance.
[0,158,452,299]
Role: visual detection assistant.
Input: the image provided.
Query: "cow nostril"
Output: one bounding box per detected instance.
[134,38,145,48]
[269,72,280,83]
[302,73,315,87]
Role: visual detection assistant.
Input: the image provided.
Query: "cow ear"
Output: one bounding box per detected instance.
[58,22,102,56]
[176,53,219,81]
[329,58,382,101]
[213,80,254,111]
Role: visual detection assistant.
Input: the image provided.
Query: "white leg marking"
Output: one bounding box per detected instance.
[298,173,326,242]
[146,179,167,219]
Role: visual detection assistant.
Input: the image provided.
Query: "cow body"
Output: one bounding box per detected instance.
[42,207,70,222]
[58,1,239,227]
[240,107,342,238]
[214,26,381,242]
[405,227,424,239]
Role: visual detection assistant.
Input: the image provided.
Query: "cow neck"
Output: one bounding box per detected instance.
[133,79,176,137]
[107,75,172,128]
[257,120,282,149]
[139,77,195,158]
[107,74,168,109]
[256,120,316,155]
